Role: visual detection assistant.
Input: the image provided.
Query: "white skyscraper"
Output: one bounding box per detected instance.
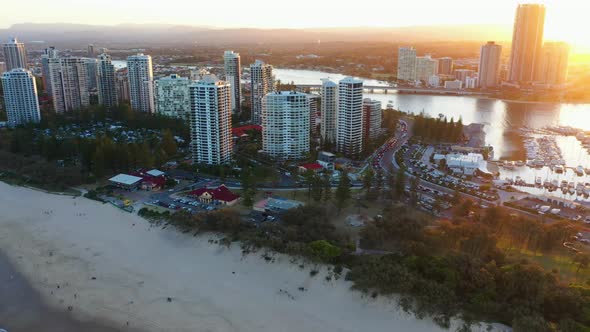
[3,37,27,71]
[262,91,310,160]
[223,50,241,112]
[320,79,338,144]
[250,60,274,124]
[337,77,364,157]
[1,69,41,126]
[508,4,546,83]
[41,47,58,94]
[362,99,382,140]
[415,55,438,82]
[154,74,191,120]
[538,42,569,85]
[48,57,90,113]
[127,54,154,113]
[97,53,118,109]
[189,75,232,165]
[478,41,503,89]
[397,47,417,81]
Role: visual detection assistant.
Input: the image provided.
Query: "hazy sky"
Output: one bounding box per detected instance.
[1,0,589,46]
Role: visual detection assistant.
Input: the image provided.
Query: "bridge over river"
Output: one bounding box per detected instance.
[294,84,492,96]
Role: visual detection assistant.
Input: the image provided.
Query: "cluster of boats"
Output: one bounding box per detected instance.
[521,136,566,171]
[509,177,590,196]
[576,132,590,154]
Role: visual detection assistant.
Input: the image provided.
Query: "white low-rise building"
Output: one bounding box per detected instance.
[445,153,485,175]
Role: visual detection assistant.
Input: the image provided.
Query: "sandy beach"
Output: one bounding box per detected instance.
[0,182,502,332]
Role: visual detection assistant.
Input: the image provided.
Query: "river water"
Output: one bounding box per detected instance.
[273,68,590,202]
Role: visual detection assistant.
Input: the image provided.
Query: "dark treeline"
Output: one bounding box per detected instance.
[152,198,590,331]
[356,204,590,331]
[412,114,463,143]
[1,104,187,188]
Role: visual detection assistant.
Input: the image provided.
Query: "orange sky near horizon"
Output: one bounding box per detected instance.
[1,0,590,53]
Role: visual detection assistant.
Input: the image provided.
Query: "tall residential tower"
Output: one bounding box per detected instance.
[397,47,417,81]
[508,4,546,83]
[250,60,274,124]
[189,75,232,165]
[223,50,242,113]
[2,37,27,71]
[478,41,502,89]
[336,77,364,157]
[48,57,90,113]
[262,91,310,160]
[97,53,118,109]
[320,79,338,144]
[154,74,191,120]
[127,54,154,113]
[1,69,41,126]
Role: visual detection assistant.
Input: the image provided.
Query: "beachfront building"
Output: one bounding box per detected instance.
[262,91,310,160]
[223,50,242,112]
[189,185,240,206]
[336,77,364,157]
[1,69,41,126]
[189,75,232,165]
[320,79,337,144]
[250,60,274,124]
[415,55,438,82]
[397,47,417,81]
[127,53,154,113]
[538,42,569,85]
[108,174,143,190]
[41,47,58,94]
[438,57,453,75]
[154,74,191,120]
[362,98,382,141]
[478,41,502,89]
[3,37,27,71]
[508,4,546,83]
[97,53,118,109]
[48,57,90,113]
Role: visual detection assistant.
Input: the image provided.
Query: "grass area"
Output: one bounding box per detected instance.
[502,246,590,284]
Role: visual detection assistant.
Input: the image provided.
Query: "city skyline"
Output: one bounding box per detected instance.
[1,1,589,50]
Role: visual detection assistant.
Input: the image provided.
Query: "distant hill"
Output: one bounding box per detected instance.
[0,23,513,48]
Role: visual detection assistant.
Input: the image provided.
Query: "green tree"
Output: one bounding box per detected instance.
[92,147,106,177]
[394,167,406,200]
[409,176,421,206]
[161,129,177,157]
[362,168,375,201]
[335,171,351,213]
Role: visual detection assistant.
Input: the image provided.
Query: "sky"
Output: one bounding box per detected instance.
[1,0,590,49]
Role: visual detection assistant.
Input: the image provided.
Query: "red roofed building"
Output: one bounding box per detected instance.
[298,163,323,174]
[232,125,262,139]
[189,184,240,206]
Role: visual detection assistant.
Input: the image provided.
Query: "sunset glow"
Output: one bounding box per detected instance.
[1,0,590,51]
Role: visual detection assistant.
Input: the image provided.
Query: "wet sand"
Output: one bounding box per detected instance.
[0,252,128,332]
